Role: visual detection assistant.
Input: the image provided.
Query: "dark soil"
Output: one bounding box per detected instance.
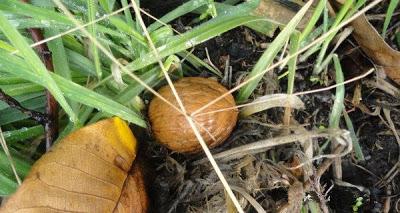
[142,1,400,212]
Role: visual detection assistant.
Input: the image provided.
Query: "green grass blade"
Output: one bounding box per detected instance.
[45,29,79,114]
[343,110,365,161]
[148,0,209,32]
[313,0,353,74]
[3,125,44,144]
[99,0,116,12]
[125,14,264,72]
[46,30,72,80]
[236,0,313,102]
[382,0,399,37]
[287,31,301,94]
[329,54,344,128]
[0,149,31,195]
[87,0,103,79]
[0,171,18,196]
[177,51,222,77]
[0,11,78,123]
[299,0,326,41]
[0,83,44,96]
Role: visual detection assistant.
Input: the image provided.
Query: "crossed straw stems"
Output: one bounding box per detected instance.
[14,0,383,211]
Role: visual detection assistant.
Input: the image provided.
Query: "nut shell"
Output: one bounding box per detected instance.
[148,77,238,153]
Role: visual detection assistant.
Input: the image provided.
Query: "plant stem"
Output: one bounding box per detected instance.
[0,89,47,125]
[21,0,58,150]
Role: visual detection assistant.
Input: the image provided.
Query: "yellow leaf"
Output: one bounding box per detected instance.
[0,117,147,213]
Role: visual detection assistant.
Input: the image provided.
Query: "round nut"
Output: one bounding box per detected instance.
[148,77,238,153]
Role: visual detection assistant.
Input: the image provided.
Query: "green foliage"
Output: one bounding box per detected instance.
[352,197,364,212]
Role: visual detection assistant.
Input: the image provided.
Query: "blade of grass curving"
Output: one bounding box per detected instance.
[147,0,209,32]
[66,49,98,76]
[108,16,147,46]
[343,110,364,161]
[382,0,399,37]
[87,0,103,78]
[329,54,345,127]
[236,0,313,103]
[0,50,146,127]
[0,11,78,123]
[329,54,345,178]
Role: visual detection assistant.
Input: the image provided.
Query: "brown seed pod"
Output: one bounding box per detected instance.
[148,77,238,153]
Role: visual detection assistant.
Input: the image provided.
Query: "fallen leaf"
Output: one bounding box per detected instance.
[0,117,148,213]
[216,0,314,37]
[252,0,314,30]
[351,14,400,84]
[115,160,149,213]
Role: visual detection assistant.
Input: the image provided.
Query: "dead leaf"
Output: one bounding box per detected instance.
[115,160,149,213]
[216,0,314,37]
[351,14,400,84]
[252,0,314,30]
[0,117,148,213]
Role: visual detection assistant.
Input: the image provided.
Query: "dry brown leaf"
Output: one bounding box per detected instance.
[0,117,148,213]
[252,0,314,29]
[115,160,149,213]
[351,14,400,84]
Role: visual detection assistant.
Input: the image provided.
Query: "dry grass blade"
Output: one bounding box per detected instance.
[231,186,266,213]
[0,127,21,185]
[240,94,304,117]
[195,129,348,164]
